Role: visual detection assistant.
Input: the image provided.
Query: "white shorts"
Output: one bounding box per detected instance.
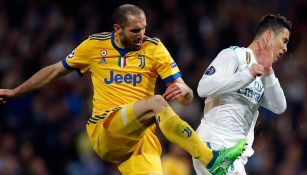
[192,142,247,175]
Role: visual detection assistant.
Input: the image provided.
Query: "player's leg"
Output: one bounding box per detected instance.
[105,102,163,174]
[118,129,163,175]
[227,159,247,175]
[193,157,211,175]
[86,105,146,164]
[193,154,247,175]
[133,95,214,165]
[86,103,164,175]
[193,142,248,175]
[134,95,247,175]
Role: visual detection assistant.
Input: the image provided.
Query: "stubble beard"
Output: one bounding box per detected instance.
[121,35,141,51]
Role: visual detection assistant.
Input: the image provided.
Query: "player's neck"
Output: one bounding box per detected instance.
[114,33,125,49]
[248,40,260,62]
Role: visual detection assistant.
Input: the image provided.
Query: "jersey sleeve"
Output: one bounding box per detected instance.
[197,48,254,97]
[154,41,181,84]
[61,39,92,76]
[259,72,287,114]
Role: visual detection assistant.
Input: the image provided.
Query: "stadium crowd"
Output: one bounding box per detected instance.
[0,0,306,174]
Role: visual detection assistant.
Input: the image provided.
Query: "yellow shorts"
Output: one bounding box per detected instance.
[86,102,163,175]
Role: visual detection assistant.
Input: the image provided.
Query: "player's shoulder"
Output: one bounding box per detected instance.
[89,32,112,41]
[226,46,250,66]
[75,32,112,51]
[227,46,245,53]
[144,36,160,45]
[217,46,240,57]
[222,46,247,57]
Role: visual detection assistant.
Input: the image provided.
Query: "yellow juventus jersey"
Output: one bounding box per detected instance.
[62,32,181,116]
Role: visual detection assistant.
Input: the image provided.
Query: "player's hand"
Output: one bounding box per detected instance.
[0,89,17,104]
[254,37,273,76]
[163,82,190,101]
[249,63,264,78]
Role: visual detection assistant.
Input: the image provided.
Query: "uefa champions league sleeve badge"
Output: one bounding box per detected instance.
[205,66,216,75]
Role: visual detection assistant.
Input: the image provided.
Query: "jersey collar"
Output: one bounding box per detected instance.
[111,32,129,57]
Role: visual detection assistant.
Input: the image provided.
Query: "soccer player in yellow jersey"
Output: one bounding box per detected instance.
[0,4,247,175]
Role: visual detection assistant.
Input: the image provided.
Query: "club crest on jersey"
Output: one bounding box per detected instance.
[205,66,215,75]
[138,55,146,68]
[246,52,251,64]
[118,57,127,68]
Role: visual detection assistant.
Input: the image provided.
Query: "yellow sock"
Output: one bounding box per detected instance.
[156,106,213,166]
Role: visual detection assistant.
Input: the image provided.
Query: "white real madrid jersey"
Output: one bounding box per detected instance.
[196,46,286,162]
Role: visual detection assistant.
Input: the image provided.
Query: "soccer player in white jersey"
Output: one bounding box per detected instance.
[193,14,292,175]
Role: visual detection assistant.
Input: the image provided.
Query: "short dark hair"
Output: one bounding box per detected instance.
[112,4,145,28]
[254,14,292,38]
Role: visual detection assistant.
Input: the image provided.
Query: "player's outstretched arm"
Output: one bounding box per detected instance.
[163,77,193,105]
[0,61,70,104]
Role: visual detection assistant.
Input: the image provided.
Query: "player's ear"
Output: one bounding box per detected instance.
[264,28,273,40]
[114,24,122,33]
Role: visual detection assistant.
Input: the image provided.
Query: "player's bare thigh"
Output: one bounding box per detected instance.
[133,95,169,126]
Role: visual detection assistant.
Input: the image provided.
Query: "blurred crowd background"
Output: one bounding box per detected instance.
[0,0,307,174]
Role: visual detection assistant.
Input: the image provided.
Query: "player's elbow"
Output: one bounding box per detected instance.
[197,82,216,98]
[197,85,204,97]
[197,78,219,97]
[272,101,287,115]
[276,101,287,114]
[197,84,210,98]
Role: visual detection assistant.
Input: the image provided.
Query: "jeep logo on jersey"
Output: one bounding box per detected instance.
[205,66,215,75]
[104,71,142,86]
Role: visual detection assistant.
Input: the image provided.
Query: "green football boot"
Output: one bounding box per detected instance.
[207,138,248,175]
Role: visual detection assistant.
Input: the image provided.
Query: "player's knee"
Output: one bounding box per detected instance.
[150,95,169,111]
